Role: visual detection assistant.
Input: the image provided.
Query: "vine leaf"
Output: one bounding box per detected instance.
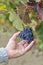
[13,19,24,31]
[9,11,24,31]
[40,44,43,50]
[9,11,15,22]
[36,22,43,41]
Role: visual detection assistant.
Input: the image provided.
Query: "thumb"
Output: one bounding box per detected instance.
[11,32,20,41]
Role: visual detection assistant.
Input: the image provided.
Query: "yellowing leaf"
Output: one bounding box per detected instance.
[0,4,6,10]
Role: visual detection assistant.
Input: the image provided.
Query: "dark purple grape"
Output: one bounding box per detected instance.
[19,28,34,44]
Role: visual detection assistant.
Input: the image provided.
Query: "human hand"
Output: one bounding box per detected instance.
[5,32,36,59]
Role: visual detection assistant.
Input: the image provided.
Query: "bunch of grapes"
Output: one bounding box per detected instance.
[19,28,34,44]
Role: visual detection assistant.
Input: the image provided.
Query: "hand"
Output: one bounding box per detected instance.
[5,32,36,59]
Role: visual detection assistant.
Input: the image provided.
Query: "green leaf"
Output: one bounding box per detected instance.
[13,18,24,31]
[0,25,3,31]
[9,11,15,22]
[0,25,7,32]
[3,28,7,32]
[38,40,42,45]
[39,33,43,41]
[36,22,43,41]
[7,2,17,9]
[11,11,24,31]
[40,44,43,50]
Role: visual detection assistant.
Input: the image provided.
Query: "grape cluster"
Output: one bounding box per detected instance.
[19,28,34,44]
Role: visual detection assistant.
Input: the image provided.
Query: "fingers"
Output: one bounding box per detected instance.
[24,43,28,48]
[18,40,27,45]
[11,32,20,40]
[18,40,28,48]
[24,39,36,53]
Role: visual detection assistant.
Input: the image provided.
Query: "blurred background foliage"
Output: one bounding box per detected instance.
[0,0,43,51]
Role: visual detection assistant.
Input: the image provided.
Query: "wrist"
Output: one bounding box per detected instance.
[5,47,11,59]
